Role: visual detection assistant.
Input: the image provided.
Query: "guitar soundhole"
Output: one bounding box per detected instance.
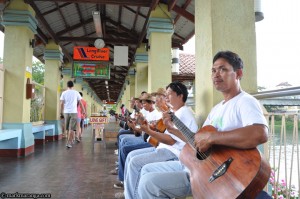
[196,148,211,160]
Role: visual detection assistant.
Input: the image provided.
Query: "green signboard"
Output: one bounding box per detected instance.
[73,61,110,79]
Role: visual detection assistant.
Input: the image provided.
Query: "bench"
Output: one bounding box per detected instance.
[32,124,55,145]
[0,129,22,157]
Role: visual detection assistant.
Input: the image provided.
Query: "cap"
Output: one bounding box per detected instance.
[151,88,166,96]
[139,93,155,102]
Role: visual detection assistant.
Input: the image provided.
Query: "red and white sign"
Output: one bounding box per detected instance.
[90,116,109,124]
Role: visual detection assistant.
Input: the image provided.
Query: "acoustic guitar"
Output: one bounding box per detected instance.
[163,110,271,198]
[136,116,165,148]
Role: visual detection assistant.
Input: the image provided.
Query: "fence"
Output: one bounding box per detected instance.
[266,113,300,198]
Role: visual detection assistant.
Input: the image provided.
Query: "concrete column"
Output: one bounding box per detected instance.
[129,73,136,98]
[124,80,131,109]
[135,44,148,94]
[44,41,64,140]
[147,4,173,92]
[195,0,257,125]
[1,1,37,156]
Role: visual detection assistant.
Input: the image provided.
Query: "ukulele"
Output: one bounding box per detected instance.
[159,106,271,198]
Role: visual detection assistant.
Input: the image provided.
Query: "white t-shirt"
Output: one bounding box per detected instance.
[203,91,268,131]
[140,108,149,118]
[157,105,198,157]
[142,108,162,138]
[60,89,82,113]
[145,108,162,124]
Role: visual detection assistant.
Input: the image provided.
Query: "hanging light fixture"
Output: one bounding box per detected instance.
[92,11,105,49]
[254,0,264,22]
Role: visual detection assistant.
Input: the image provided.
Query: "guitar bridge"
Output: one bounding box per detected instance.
[209,157,233,183]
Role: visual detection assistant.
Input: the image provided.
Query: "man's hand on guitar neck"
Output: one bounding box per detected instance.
[161,111,190,143]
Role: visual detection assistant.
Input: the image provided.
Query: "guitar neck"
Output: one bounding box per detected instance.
[170,113,195,144]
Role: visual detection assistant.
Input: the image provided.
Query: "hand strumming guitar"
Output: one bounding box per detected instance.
[194,125,218,152]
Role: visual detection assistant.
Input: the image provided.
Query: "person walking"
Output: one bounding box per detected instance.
[60,80,86,149]
[76,92,87,142]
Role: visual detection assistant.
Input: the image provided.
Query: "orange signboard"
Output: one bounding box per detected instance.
[73,47,109,61]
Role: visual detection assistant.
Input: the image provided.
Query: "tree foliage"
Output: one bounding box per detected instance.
[32,61,45,84]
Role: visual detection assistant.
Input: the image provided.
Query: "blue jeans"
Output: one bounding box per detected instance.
[124,148,178,199]
[118,142,152,181]
[117,129,134,147]
[138,161,272,199]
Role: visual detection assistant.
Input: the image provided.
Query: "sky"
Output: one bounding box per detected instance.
[1,0,300,90]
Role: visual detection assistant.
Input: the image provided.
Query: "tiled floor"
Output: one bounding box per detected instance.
[0,121,120,199]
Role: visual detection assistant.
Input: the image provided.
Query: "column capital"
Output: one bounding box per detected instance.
[44,49,64,62]
[62,67,71,76]
[135,53,148,63]
[146,18,174,39]
[0,10,38,33]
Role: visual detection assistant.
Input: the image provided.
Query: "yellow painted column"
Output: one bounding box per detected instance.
[129,72,136,98]
[195,0,257,125]
[147,4,173,92]
[124,80,131,109]
[44,42,64,139]
[135,44,148,94]
[1,1,37,156]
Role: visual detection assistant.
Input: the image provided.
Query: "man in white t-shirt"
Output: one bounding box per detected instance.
[137,51,271,199]
[60,80,86,149]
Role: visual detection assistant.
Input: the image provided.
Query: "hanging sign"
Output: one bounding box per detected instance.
[73,46,109,61]
[73,61,110,79]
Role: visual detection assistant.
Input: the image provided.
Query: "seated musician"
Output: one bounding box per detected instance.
[137,51,272,199]
[113,89,167,190]
[114,82,198,199]
[112,93,162,184]
[116,95,148,147]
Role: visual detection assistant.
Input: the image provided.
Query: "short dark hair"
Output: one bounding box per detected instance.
[166,81,188,103]
[213,51,243,71]
[67,80,74,88]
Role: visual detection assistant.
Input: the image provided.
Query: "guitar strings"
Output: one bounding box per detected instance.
[161,102,219,168]
[172,113,220,169]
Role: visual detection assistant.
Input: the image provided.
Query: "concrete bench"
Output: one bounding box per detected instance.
[0,129,22,157]
[32,124,55,145]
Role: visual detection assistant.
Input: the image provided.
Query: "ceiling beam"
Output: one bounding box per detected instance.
[30,0,152,7]
[56,18,93,36]
[41,2,71,15]
[124,5,146,18]
[59,36,137,45]
[26,0,73,61]
[172,4,194,23]
[173,0,192,23]
[168,0,177,11]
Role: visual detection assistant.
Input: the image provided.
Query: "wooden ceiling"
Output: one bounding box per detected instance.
[1,0,195,102]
